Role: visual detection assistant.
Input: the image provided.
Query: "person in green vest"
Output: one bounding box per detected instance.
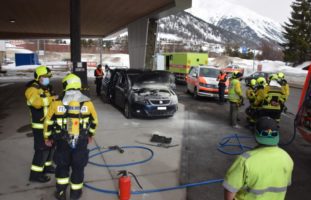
[228,71,243,128]
[223,116,294,200]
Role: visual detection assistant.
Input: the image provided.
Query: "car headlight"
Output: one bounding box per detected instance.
[134,94,150,105]
[170,95,178,105]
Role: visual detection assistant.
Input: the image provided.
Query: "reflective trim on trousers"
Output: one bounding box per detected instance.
[32,123,44,129]
[57,177,70,185]
[31,165,44,172]
[45,161,52,166]
[71,182,83,190]
[248,186,288,195]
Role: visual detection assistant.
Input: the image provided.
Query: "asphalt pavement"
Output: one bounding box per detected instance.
[0,77,310,200]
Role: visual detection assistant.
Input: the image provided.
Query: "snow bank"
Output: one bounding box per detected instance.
[209,56,309,86]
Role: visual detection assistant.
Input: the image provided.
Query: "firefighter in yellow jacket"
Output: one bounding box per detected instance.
[25,65,57,183]
[255,75,284,122]
[44,73,98,200]
[223,117,293,200]
[277,72,289,100]
[245,79,257,124]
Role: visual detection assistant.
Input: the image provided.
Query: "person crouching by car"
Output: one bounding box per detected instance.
[94,64,104,96]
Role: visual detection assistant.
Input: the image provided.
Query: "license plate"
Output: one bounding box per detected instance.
[157,107,167,110]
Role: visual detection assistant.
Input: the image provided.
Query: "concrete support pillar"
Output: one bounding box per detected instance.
[128,18,148,69]
[70,0,87,87]
[70,0,81,63]
[145,18,157,70]
[128,18,158,70]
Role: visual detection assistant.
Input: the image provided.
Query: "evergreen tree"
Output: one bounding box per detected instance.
[282,0,311,65]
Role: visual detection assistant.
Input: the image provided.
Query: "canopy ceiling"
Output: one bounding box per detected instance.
[0,0,190,39]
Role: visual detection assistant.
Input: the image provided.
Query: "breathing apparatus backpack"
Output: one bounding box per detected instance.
[262,82,284,109]
[53,100,88,149]
[66,101,81,148]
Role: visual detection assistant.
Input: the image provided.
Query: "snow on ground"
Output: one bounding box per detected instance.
[209,56,309,86]
[0,53,130,81]
[1,53,309,86]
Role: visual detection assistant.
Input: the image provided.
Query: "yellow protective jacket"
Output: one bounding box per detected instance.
[246,87,256,104]
[253,86,265,107]
[25,80,56,129]
[44,95,98,140]
[228,78,242,103]
[254,81,284,110]
[223,146,293,200]
[281,83,290,101]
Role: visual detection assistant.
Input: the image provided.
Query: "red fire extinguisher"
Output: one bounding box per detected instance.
[118,170,131,200]
[118,170,143,200]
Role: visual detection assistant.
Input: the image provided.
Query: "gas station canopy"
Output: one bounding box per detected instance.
[0,0,185,39]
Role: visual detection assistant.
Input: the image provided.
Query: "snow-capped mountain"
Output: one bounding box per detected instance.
[158,12,258,48]
[186,0,285,45]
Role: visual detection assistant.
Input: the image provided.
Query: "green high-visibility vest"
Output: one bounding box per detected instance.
[223,146,293,200]
[228,79,241,103]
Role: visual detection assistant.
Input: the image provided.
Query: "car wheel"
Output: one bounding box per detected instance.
[193,87,199,99]
[124,102,132,119]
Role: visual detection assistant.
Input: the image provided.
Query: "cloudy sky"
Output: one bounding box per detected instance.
[226,0,295,24]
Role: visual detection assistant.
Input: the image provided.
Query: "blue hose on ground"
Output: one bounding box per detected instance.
[217,134,254,155]
[85,144,224,195]
[88,146,154,168]
[84,179,224,195]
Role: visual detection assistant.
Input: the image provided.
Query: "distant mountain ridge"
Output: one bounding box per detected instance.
[157,0,284,50]
[158,11,259,48]
[186,0,284,45]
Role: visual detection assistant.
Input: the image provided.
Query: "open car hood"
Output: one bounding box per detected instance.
[132,71,175,89]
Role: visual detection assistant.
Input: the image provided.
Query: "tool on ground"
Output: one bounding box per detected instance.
[118,170,143,200]
[108,145,124,153]
[135,140,179,148]
[150,134,172,144]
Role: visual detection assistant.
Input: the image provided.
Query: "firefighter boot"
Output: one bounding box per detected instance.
[54,190,67,200]
[70,189,82,200]
[29,171,51,183]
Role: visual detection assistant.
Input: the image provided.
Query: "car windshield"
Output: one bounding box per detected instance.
[133,71,173,88]
[199,68,219,78]
[128,73,142,83]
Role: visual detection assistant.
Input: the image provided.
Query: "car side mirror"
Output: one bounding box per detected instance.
[193,73,198,77]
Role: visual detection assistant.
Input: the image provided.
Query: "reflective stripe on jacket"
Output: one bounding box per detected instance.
[25,81,56,124]
[228,78,242,103]
[223,146,293,200]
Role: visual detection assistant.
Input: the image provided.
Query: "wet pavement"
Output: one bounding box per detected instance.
[0,78,310,200]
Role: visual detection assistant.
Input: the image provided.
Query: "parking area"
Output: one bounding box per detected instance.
[0,78,310,200]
